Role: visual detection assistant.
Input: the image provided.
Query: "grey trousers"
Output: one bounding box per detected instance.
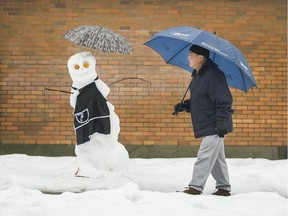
[189,135,231,192]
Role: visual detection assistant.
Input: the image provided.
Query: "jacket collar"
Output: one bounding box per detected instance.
[192,59,216,77]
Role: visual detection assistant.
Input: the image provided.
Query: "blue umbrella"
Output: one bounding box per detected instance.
[144,26,257,92]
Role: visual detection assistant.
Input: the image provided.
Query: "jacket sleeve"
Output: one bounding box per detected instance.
[208,69,233,119]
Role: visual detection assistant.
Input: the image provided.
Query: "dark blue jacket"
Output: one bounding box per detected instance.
[189,59,233,138]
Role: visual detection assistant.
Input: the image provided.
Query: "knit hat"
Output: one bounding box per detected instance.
[189,45,210,58]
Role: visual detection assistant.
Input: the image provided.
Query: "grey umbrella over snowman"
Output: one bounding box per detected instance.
[64,26,132,177]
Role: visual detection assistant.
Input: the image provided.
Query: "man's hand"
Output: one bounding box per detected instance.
[172,99,190,116]
[216,117,227,138]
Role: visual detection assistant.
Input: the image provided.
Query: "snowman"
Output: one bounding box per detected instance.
[67,51,129,178]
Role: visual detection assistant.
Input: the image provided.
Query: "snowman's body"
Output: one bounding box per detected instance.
[68,52,129,177]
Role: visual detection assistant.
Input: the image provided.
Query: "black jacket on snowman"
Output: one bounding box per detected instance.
[73,80,111,145]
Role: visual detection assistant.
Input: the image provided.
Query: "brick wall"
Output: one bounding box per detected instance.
[0,0,287,148]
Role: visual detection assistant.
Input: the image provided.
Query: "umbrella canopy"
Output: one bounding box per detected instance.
[144,26,257,92]
[63,25,132,54]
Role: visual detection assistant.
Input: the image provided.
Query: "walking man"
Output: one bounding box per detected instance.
[174,45,234,196]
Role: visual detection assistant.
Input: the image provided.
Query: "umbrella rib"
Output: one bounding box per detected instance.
[93,27,103,48]
[166,43,191,64]
[239,67,248,93]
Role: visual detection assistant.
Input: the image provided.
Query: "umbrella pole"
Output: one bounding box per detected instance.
[179,77,193,103]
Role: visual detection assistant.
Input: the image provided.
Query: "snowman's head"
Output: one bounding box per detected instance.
[67,52,97,89]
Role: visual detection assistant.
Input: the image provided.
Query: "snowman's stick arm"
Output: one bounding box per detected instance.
[44,77,151,94]
[45,87,72,94]
[108,77,151,87]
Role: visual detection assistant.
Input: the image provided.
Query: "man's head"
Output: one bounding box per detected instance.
[188,45,210,71]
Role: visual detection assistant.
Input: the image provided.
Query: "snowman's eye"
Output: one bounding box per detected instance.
[83,62,89,68]
[74,64,80,70]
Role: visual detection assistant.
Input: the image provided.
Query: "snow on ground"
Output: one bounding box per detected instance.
[0,154,287,216]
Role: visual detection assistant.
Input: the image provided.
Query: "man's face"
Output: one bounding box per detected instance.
[188,52,199,69]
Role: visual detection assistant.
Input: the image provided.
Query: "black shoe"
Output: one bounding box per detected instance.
[183,187,201,195]
[212,189,231,196]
